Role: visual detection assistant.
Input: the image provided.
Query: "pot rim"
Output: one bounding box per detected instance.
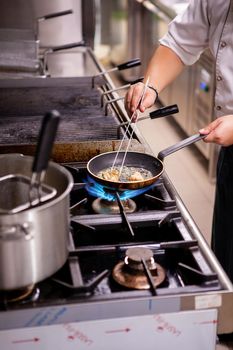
[0,153,73,215]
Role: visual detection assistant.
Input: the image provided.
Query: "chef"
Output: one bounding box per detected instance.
[125,0,233,283]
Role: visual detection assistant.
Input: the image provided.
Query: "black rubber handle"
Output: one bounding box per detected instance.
[117,58,141,71]
[51,40,85,52]
[150,104,179,119]
[43,9,73,20]
[32,110,60,173]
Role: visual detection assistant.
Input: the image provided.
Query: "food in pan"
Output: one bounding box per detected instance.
[97,166,153,182]
[128,171,144,182]
[100,168,119,182]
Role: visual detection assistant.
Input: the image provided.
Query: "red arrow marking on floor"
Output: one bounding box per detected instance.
[105,328,131,334]
[195,320,218,325]
[12,337,40,344]
[68,335,75,340]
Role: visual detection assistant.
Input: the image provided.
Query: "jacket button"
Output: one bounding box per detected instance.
[216,106,222,110]
[217,76,222,81]
[221,41,226,48]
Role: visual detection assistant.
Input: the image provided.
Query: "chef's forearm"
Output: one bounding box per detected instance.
[143,45,185,93]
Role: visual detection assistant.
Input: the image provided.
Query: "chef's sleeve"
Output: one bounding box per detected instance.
[159,0,210,65]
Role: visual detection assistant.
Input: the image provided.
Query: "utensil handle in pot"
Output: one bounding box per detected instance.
[32,110,60,173]
[158,134,206,161]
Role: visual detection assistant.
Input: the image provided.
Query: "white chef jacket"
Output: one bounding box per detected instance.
[160,0,233,117]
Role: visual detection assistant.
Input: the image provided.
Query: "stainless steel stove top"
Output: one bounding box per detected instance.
[0,163,231,336]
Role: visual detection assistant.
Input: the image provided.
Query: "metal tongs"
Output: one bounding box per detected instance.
[111,77,150,179]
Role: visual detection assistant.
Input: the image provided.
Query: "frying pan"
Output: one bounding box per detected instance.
[87,133,206,190]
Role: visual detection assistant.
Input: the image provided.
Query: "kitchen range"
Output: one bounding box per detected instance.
[0,46,232,349]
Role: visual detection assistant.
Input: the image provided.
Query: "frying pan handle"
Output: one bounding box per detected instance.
[150,104,179,119]
[117,59,141,70]
[158,133,206,161]
[32,110,60,173]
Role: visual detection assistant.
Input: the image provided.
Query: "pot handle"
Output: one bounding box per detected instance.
[157,133,206,161]
[0,223,33,241]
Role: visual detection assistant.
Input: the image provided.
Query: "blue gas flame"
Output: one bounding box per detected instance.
[84,176,156,201]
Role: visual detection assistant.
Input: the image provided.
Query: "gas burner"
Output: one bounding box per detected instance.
[112,247,166,289]
[92,198,137,214]
[0,284,40,304]
[85,175,155,201]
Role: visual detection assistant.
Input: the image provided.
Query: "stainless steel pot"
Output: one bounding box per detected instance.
[0,154,73,290]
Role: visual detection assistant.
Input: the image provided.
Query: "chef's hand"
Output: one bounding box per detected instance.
[199,115,233,146]
[124,82,158,116]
